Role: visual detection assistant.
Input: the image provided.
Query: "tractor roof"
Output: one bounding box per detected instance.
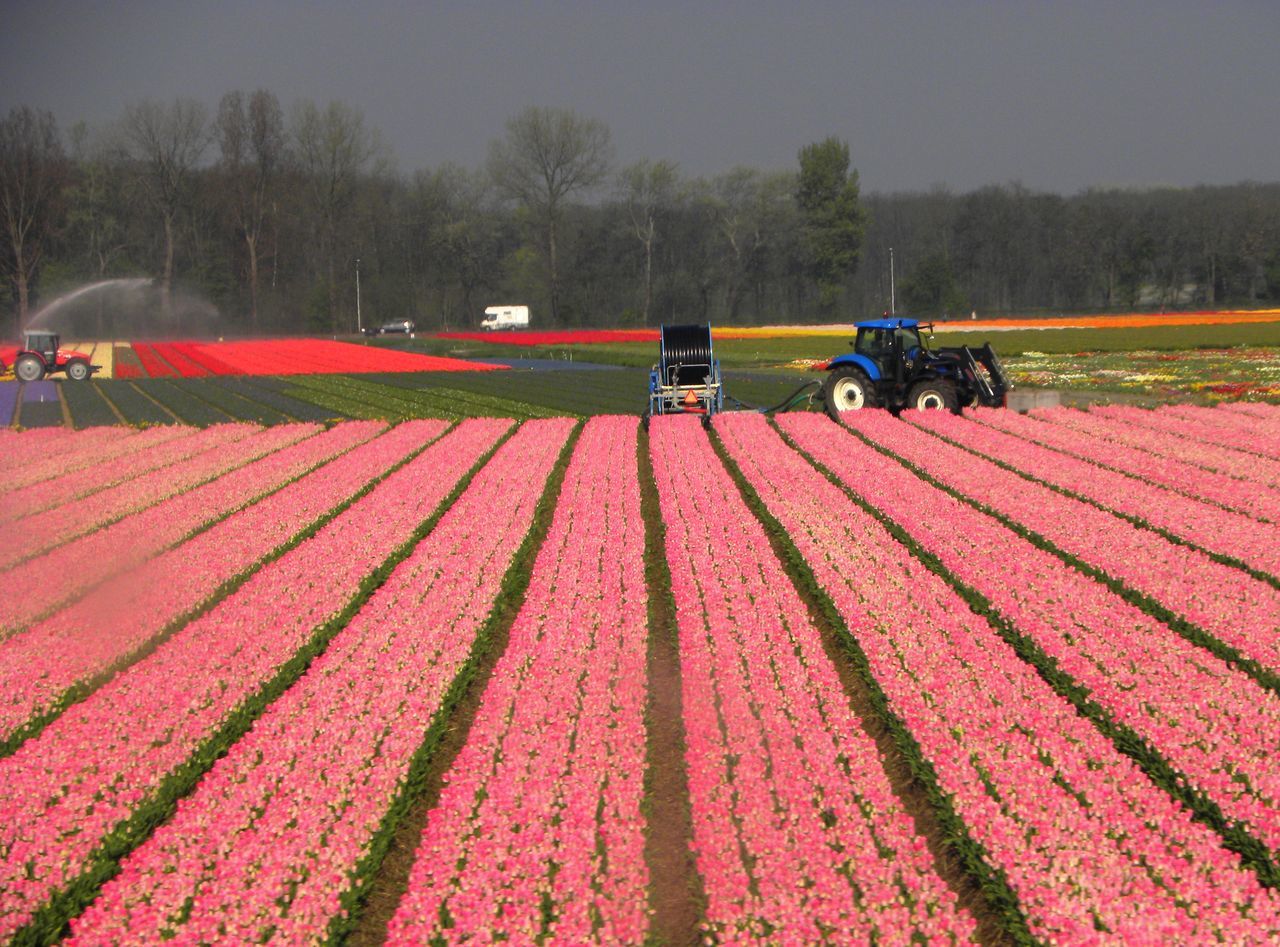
[856,318,919,330]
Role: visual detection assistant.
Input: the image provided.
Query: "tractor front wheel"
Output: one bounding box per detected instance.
[15,354,45,382]
[66,359,90,381]
[908,378,960,413]
[823,367,879,420]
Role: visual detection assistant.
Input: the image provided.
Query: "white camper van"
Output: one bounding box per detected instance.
[480,305,530,330]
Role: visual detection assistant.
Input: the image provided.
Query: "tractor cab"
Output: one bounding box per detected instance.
[820,317,1010,418]
[851,319,929,372]
[24,331,59,365]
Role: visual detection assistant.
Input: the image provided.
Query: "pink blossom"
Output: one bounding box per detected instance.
[0,418,513,940]
[730,410,1280,942]
[387,416,645,945]
[653,414,975,944]
[0,419,420,743]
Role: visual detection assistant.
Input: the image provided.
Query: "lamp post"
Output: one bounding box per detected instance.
[355,258,362,335]
[889,246,896,315]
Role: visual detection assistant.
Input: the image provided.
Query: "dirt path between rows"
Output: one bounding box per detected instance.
[638,429,705,944]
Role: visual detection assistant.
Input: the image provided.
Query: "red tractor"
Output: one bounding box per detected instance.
[0,331,99,382]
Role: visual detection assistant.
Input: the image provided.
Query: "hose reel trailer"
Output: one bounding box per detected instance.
[645,324,724,425]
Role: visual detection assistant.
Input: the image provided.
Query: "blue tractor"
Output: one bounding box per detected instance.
[819,317,1010,419]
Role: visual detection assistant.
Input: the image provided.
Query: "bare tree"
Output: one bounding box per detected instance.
[410,164,503,328]
[618,159,678,324]
[0,106,69,333]
[488,107,612,322]
[67,122,129,282]
[64,122,136,337]
[119,98,210,309]
[292,99,379,333]
[702,168,795,321]
[216,90,285,330]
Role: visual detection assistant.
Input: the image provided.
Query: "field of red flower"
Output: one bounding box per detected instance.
[111,338,501,379]
[2,403,1279,943]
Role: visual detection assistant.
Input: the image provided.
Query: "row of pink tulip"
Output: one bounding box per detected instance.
[654,414,975,944]
[1222,402,1280,420]
[69,418,572,944]
[0,426,187,498]
[0,426,120,480]
[1168,403,1280,436]
[799,413,1280,853]
[914,409,1280,579]
[0,423,328,634]
[0,425,209,523]
[387,416,646,944]
[973,407,1280,524]
[876,411,1280,678]
[1167,401,1280,437]
[0,418,512,940]
[0,423,288,571]
[733,412,1280,942]
[1036,406,1280,490]
[1156,402,1280,458]
[1094,403,1280,462]
[0,419,415,745]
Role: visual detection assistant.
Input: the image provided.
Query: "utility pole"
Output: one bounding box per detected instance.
[355,258,362,334]
[889,246,896,315]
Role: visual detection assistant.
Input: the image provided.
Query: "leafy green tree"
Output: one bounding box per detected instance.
[899,252,966,315]
[796,137,866,311]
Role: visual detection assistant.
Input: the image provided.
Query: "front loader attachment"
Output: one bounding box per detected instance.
[958,343,1012,408]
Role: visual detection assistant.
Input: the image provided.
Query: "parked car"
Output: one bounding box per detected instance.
[362,319,415,336]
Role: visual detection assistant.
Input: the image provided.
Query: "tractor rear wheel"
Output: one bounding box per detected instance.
[823,367,878,420]
[66,359,90,381]
[908,378,960,413]
[15,354,45,382]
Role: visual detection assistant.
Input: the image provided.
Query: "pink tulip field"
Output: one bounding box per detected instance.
[2,401,1280,944]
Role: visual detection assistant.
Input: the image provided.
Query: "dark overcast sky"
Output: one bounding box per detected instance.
[3,1,1277,194]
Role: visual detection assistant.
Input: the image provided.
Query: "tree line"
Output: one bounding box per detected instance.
[2,95,1278,338]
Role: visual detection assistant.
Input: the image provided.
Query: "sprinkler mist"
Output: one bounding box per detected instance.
[24,278,224,339]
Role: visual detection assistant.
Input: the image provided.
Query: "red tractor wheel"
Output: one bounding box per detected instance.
[15,354,45,382]
[66,359,90,381]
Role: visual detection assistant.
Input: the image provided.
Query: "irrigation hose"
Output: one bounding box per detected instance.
[725,380,822,415]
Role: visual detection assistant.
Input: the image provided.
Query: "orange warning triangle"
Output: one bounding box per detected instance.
[682,390,699,405]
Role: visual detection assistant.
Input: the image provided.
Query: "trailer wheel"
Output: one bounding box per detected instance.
[66,359,90,381]
[823,367,878,420]
[908,378,960,413]
[15,354,45,382]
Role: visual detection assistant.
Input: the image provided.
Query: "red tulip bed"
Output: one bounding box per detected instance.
[437,328,660,346]
[2,404,1280,943]
[119,338,503,378]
